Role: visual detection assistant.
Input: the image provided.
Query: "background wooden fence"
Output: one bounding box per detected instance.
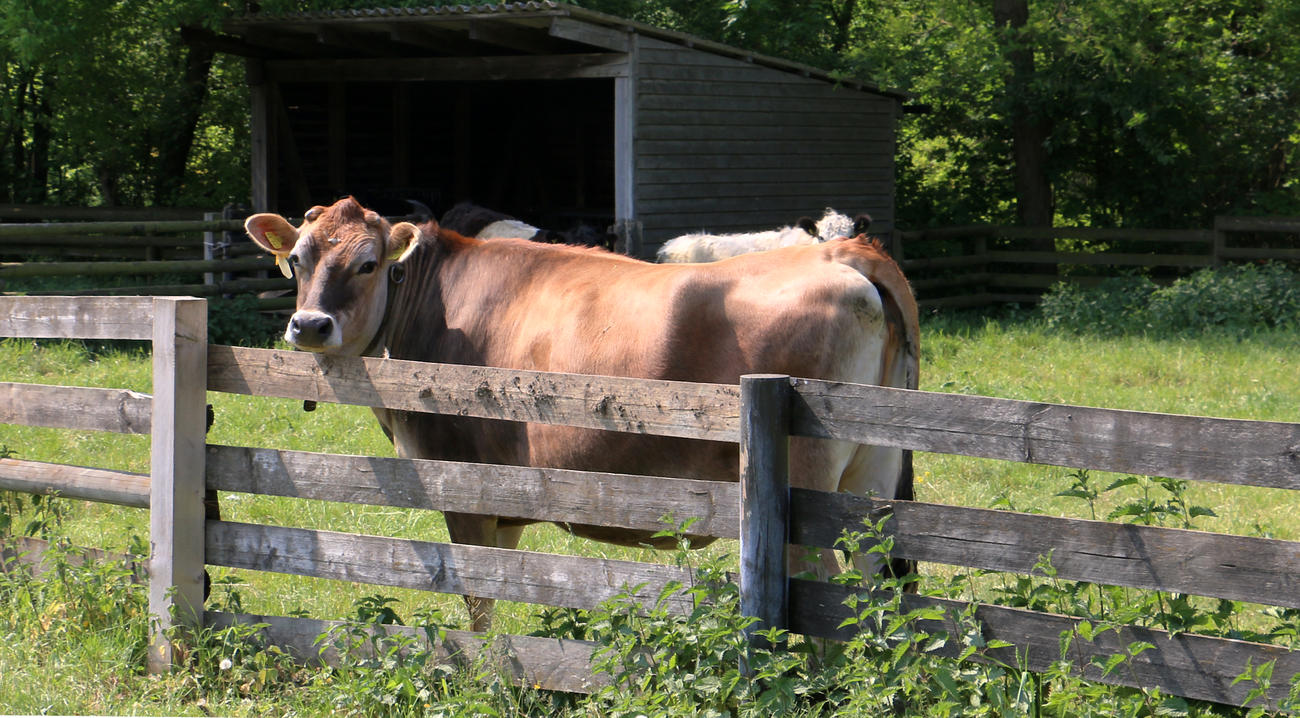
[3,208,1300,313]
[898,216,1300,309]
[2,295,1300,707]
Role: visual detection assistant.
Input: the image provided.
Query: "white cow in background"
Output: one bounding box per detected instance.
[656,208,872,263]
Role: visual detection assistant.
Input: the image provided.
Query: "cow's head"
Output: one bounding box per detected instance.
[244,196,421,355]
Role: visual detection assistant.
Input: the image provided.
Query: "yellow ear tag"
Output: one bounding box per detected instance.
[276,255,293,279]
[265,230,283,249]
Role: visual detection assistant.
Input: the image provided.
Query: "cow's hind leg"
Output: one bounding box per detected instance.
[444,512,525,632]
[787,436,859,582]
[838,443,915,586]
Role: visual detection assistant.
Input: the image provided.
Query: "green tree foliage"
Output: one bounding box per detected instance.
[837,0,1300,227]
[0,0,247,206]
[2,0,1297,226]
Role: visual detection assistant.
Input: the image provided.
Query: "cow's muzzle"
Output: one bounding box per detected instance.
[286,310,338,350]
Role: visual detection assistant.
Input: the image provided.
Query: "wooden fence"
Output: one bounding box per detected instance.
[0,208,298,311]
[898,215,1300,309]
[4,210,1299,312]
[2,295,1300,707]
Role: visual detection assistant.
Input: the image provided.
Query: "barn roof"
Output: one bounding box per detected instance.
[212,1,905,100]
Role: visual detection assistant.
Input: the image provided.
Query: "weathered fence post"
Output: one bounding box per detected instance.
[1212,216,1227,267]
[148,297,208,672]
[739,374,791,666]
[203,212,218,287]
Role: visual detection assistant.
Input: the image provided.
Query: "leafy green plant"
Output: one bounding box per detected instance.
[207,294,284,347]
[1040,263,1300,337]
[1039,273,1159,335]
[1103,475,1217,529]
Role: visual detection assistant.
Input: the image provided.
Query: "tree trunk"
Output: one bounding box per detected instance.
[829,0,859,55]
[151,41,216,205]
[27,74,51,204]
[993,0,1053,227]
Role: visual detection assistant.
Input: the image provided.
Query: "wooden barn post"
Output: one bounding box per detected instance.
[739,374,791,664]
[148,297,208,672]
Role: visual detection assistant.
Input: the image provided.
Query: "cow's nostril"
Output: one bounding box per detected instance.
[288,313,334,346]
[301,315,332,339]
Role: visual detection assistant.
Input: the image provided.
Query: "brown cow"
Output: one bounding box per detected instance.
[245,196,919,630]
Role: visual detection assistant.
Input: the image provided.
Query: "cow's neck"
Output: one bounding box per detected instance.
[366,232,454,360]
[361,256,413,358]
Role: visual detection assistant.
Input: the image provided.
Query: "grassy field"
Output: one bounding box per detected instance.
[2,311,1300,713]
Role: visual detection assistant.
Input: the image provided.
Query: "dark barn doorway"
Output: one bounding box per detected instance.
[275,78,615,231]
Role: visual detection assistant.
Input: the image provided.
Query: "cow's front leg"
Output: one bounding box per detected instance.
[443,511,525,632]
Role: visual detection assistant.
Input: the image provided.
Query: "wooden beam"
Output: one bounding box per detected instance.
[148,297,208,672]
[791,492,1300,610]
[383,23,485,55]
[206,521,695,614]
[739,375,791,657]
[790,580,1300,710]
[205,444,740,539]
[205,345,741,442]
[467,20,566,54]
[266,54,627,83]
[549,17,629,52]
[0,256,272,279]
[0,458,149,508]
[0,296,155,340]
[248,61,272,212]
[613,38,636,229]
[789,380,1300,490]
[0,219,241,236]
[206,611,606,694]
[0,382,151,434]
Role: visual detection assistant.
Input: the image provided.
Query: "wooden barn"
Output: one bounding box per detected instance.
[211,2,905,257]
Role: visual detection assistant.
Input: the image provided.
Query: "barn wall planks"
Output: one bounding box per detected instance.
[632,35,897,247]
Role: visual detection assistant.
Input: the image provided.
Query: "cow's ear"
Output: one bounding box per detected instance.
[245,213,299,278]
[388,222,423,264]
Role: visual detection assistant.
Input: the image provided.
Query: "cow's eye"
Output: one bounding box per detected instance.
[358,260,377,275]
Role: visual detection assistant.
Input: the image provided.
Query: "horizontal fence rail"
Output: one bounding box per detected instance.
[206,345,742,441]
[788,579,1300,708]
[0,219,244,236]
[205,611,606,694]
[789,378,1300,490]
[206,521,695,616]
[0,382,152,434]
[790,492,1300,610]
[206,445,740,539]
[0,295,157,340]
[0,458,149,508]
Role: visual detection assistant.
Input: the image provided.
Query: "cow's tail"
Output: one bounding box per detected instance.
[851,238,920,589]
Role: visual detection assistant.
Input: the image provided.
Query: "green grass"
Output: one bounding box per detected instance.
[3,315,1300,713]
[913,312,1300,544]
